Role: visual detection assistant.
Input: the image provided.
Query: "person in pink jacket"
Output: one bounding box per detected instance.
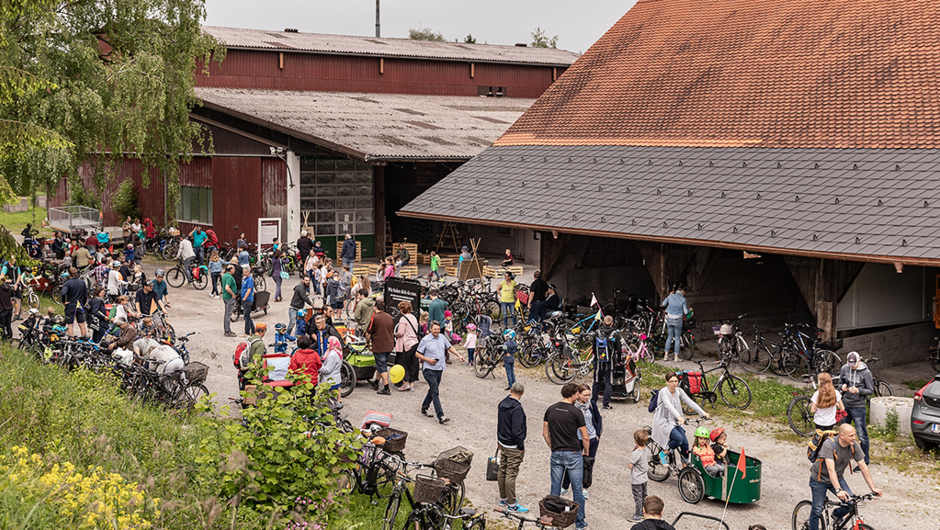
[394,300,420,391]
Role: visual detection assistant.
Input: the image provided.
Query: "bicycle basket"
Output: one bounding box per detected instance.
[433,446,474,483]
[539,495,579,528]
[375,427,408,453]
[183,362,209,385]
[413,475,448,504]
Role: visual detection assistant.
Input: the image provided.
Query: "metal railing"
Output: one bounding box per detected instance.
[47,205,100,231]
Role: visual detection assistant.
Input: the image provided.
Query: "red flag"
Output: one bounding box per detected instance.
[736,449,747,479]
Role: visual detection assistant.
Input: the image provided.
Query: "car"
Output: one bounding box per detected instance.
[911,374,940,450]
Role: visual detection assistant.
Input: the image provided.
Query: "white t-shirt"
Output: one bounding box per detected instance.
[811,389,842,426]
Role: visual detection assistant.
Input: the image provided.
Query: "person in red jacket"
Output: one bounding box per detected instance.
[289,334,322,388]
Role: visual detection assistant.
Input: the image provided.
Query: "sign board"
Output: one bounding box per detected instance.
[459,258,485,281]
[384,277,422,323]
[258,218,281,252]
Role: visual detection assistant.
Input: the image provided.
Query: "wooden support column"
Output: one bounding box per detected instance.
[539,232,571,281]
[637,242,698,301]
[373,164,386,257]
[784,256,864,343]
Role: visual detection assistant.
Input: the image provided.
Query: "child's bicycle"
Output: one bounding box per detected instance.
[792,492,880,530]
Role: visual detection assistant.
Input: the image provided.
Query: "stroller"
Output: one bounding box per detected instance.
[609,335,641,403]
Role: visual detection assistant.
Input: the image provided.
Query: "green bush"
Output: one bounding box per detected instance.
[195,373,361,528]
[112,180,142,221]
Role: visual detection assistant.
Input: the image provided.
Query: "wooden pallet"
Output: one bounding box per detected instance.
[355,263,380,277]
[336,240,362,262]
[438,257,457,267]
[484,265,524,277]
[399,265,418,278]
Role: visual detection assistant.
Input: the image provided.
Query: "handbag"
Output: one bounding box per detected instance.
[280,271,289,280]
[486,449,499,481]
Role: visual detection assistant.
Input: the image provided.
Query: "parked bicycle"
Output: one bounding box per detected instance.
[493,506,558,529]
[742,323,778,374]
[792,492,879,530]
[928,337,940,372]
[679,359,752,414]
[779,323,841,381]
[714,314,749,369]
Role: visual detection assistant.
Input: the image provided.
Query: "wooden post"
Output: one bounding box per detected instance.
[374,165,385,257]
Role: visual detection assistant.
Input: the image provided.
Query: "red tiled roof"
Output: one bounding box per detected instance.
[495,0,940,149]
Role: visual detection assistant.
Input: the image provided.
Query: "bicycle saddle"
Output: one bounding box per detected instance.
[539,515,555,525]
[459,508,477,517]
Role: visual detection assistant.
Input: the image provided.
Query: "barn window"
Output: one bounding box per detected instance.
[176,186,213,225]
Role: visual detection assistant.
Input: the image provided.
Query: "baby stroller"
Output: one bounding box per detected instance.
[610,343,641,403]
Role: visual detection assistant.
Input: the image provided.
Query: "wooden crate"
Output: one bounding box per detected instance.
[444,266,457,277]
[336,240,362,262]
[438,257,457,267]
[399,265,418,278]
[355,263,380,278]
[485,265,523,277]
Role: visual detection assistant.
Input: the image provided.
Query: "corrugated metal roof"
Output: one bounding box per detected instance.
[400,144,940,265]
[202,26,580,66]
[195,87,533,160]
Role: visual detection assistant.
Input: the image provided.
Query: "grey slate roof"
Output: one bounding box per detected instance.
[202,26,580,67]
[399,145,940,265]
[195,88,534,160]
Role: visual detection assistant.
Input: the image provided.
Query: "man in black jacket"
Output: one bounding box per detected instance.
[288,275,315,336]
[527,270,549,322]
[630,496,676,530]
[297,230,313,263]
[592,315,622,410]
[497,383,528,513]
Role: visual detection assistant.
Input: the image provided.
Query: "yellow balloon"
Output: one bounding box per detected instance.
[389,364,405,384]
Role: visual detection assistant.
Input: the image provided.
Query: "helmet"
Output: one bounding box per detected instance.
[466,323,476,331]
[694,426,711,439]
[52,324,67,334]
[28,308,39,315]
[155,269,165,277]
[297,309,305,317]
[709,428,725,442]
[275,322,287,331]
[503,329,516,340]
[112,261,120,268]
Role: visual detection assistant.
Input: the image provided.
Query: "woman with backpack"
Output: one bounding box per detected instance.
[651,372,709,467]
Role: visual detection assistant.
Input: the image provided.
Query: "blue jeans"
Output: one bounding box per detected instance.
[422,368,444,419]
[343,258,354,269]
[210,272,221,296]
[562,437,599,489]
[243,299,254,335]
[467,348,474,364]
[665,318,682,356]
[809,476,851,530]
[668,425,690,462]
[550,451,587,529]
[841,407,870,463]
[273,275,283,300]
[501,302,517,327]
[194,246,205,266]
[505,362,515,387]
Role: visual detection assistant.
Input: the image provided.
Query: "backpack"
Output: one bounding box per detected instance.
[595,335,610,363]
[807,429,842,463]
[234,336,261,371]
[648,389,659,413]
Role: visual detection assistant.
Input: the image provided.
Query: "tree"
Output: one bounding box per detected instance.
[530,27,559,49]
[0,0,224,209]
[463,34,477,44]
[409,27,445,42]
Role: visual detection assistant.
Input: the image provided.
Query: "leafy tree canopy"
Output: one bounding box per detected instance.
[409,27,445,42]
[0,0,224,206]
[530,27,559,49]
[463,34,476,44]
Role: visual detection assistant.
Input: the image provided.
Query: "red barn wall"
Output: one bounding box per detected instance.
[196,50,566,99]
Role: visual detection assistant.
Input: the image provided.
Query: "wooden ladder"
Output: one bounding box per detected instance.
[435,221,461,255]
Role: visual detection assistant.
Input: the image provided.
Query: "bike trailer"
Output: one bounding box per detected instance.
[345,341,378,380]
[686,450,761,504]
[251,290,270,314]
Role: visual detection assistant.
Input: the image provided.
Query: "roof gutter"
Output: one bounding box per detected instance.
[396,210,940,268]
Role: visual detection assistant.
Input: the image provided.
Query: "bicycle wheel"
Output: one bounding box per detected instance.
[856,525,875,530]
[473,346,496,378]
[678,467,705,504]
[742,343,773,374]
[787,395,815,437]
[176,383,209,410]
[166,266,186,288]
[381,491,402,530]
[340,360,356,397]
[404,507,442,530]
[646,438,670,482]
[681,393,709,416]
[718,374,752,409]
[546,354,575,385]
[518,344,542,368]
[26,291,39,311]
[815,350,841,375]
[438,482,463,516]
[782,352,809,381]
[679,332,695,360]
[791,500,812,530]
[875,380,893,397]
[192,270,208,290]
[255,275,266,293]
[367,453,399,499]
[160,244,175,262]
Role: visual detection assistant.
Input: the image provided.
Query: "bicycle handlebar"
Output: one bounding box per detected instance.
[494,507,553,526]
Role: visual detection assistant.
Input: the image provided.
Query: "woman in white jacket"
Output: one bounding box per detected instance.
[652,372,709,466]
[319,335,344,399]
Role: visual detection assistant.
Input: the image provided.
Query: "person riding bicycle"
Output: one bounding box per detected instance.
[592,315,622,410]
[808,424,882,530]
[651,372,709,467]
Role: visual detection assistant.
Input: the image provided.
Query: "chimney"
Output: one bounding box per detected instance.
[284,28,298,33]
[375,0,381,38]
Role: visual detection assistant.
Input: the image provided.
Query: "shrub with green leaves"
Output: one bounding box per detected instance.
[196,378,361,528]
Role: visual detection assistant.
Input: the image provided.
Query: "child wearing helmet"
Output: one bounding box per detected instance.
[693,427,724,477]
[295,309,308,336]
[710,428,729,467]
[273,323,297,354]
[465,323,477,366]
[502,329,517,390]
[442,310,461,344]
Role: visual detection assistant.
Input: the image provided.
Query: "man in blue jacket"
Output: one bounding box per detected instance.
[497,383,528,513]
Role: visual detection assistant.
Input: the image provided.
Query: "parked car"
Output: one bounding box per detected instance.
[912,374,940,450]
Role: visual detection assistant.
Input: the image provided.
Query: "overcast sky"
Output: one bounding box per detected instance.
[203,0,637,54]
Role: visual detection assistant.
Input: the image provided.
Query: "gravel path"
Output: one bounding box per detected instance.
[133,262,937,530]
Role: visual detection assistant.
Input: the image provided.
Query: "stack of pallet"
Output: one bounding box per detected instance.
[399,265,418,278]
[483,265,524,277]
[335,240,363,262]
[354,262,380,278]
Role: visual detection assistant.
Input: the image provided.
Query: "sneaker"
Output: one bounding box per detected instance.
[439,416,450,424]
[507,503,529,513]
[582,488,589,499]
[560,488,568,496]
[659,451,668,465]
[224,332,237,337]
[498,499,508,507]
[603,404,613,410]
[377,387,391,395]
[368,379,379,390]
[421,409,434,418]
[628,515,643,522]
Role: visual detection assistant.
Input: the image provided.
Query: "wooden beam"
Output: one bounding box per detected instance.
[470,62,475,78]
[380,57,384,75]
[374,165,386,256]
[636,241,697,301]
[279,52,283,69]
[784,257,865,342]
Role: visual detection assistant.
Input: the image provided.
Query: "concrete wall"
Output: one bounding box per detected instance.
[841,321,937,367]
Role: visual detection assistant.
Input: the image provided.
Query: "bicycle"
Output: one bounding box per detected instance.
[742,323,778,374]
[928,337,940,372]
[680,359,752,414]
[715,314,750,369]
[166,258,208,290]
[645,418,710,482]
[792,492,879,530]
[779,323,841,381]
[493,506,558,529]
[545,334,595,385]
[863,357,893,397]
[473,332,506,378]
[787,374,823,437]
[380,455,461,530]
